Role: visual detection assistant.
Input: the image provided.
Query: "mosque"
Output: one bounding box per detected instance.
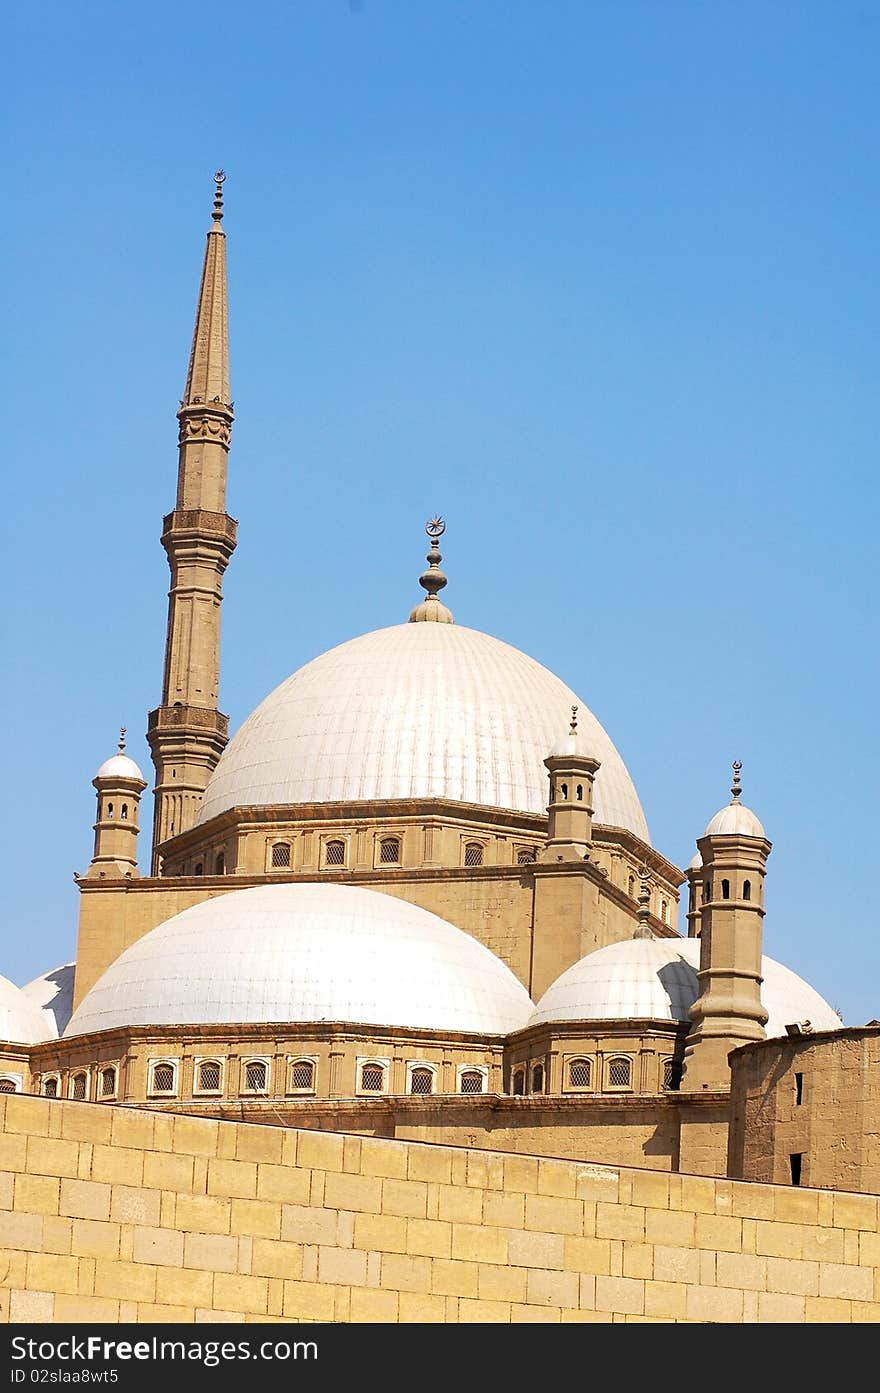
[0,174,873,1200]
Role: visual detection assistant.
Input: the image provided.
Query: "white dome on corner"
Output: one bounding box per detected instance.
[195,623,650,840]
[531,936,841,1038]
[21,963,76,1038]
[96,753,145,782]
[703,801,765,839]
[64,883,535,1038]
[0,973,57,1045]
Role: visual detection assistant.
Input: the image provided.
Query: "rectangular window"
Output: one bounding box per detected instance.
[795,1072,803,1105]
[790,1153,803,1186]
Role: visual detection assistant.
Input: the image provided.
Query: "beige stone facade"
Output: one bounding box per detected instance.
[1,1094,878,1324]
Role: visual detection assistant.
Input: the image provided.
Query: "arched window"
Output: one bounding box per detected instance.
[271,842,291,868]
[151,1062,176,1094]
[721,879,730,899]
[662,1059,681,1091]
[0,1078,18,1094]
[576,784,583,801]
[531,1063,545,1094]
[324,839,346,867]
[379,837,401,864]
[100,1067,117,1098]
[289,1059,315,1092]
[512,1069,526,1096]
[704,881,711,902]
[561,783,568,800]
[460,1070,484,1095]
[194,863,204,877]
[43,1077,59,1098]
[70,1072,88,1100]
[121,803,128,821]
[517,847,536,865]
[743,879,751,901]
[360,1062,385,1093]
[215,852,225,875]
[661,899,668,923]
[607,1057,632,1089]
[464,842,484,867]
[567,1058,592,1090]
[409,1067,434,1096]
[107,803,114,819]
[628,875,635,897]
[197,1060,222,1092]
[244,1060,268,1092]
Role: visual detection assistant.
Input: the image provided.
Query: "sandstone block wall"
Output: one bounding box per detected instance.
[1,1095,879,1324]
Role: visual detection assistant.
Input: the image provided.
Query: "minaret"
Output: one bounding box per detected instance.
[538,707,602,862]
[85,729,148,879]
[680,762,772,1091]
[409,517,454,623]
[146,172,237,872]
[685,851,703,937]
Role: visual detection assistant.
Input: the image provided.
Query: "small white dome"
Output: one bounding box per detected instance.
[65,883,535,1038]
[0,973,57,1044]
[688,851,703,871]
[21,963,75,1038]
[196,623,650,841]
[703,801,765,839]
[547,731,598,762]
[531,936,841,1038]
[95,753,145,782]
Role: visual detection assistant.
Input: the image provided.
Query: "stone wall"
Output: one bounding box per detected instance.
[2,1094,878,1323]
[728,1026,880,1194]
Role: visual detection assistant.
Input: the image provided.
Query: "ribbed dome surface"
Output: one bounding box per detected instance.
[531,936,841,1037]
[95,753,145,782]
[703,802,765,838]
[196,624,649,840]
[65,883,535,1038]
[0,973,57,1044]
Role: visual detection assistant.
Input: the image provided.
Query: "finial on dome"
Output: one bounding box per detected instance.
[633,864,654,940]
[212,169,226,224]
[570,705,578,734]
[118,726,127,754]
[731,760,743,803]
[408,516,454,623]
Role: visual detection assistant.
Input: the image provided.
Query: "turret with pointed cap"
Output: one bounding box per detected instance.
[146,172,238,870]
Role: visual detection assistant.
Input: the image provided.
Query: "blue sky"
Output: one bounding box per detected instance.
[2,2,878,1022]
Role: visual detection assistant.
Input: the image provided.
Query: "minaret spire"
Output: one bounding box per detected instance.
[409,517,454,623]
[146,172,238,872]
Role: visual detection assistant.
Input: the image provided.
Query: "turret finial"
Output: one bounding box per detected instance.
[118,726,127,753]
[731,760,743,803]
[212,169,226,224]
[633,864,653,939]
[570,705,578,734]
[409,516,454,623]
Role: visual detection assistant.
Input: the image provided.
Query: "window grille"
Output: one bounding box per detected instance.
[379,837,401,864]
[43,1077,58,1098]
[517,847,536,865]
[410,1067,434,1096]
[360,1062,384,1092]
[662,1059,681,1091]
[100,1067,116,1097]
[607,1057,632,1088]
[460,1070,484,1095]
[152,1063,175,1093]
[245,1060,268,1091]
[198,1061,221,1091]
[324,840,345,866]
[464,842,484,867]
[291,1060,315,1091]
[531,1063,545,1094]
[71,1073,88,1100]
[271,842,291,868]
[0,1078,17,1094]
[568,1058,592,1089]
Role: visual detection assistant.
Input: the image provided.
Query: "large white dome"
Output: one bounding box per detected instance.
[0,972,56,1045]
[531,936,841,1038]
[21,963,76,1038]
[65,882,535,1038]
[196,623,649,840]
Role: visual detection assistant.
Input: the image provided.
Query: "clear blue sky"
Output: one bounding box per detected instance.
[2,2,878,1023]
